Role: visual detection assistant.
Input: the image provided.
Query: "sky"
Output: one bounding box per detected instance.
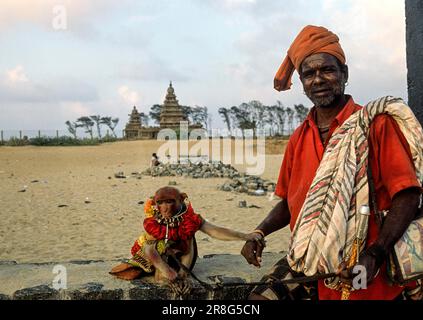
[0,0,409,134]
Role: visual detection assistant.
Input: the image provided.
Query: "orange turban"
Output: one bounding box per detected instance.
[274,25,346,92]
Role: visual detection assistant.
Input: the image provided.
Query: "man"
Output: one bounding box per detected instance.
[241,25,422,300]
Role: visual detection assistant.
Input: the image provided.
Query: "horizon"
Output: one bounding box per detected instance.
[0,0,408,135]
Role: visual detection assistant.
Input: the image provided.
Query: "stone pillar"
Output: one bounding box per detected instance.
[406,0,423,124]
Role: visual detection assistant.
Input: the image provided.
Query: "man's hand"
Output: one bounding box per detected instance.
[337,244,386,285]
[241,239,265,267]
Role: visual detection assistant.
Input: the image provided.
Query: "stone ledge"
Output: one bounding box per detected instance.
[0,253,284,300]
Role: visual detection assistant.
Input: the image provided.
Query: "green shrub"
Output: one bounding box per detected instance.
[29,136,101,146]
[6,137,30,146]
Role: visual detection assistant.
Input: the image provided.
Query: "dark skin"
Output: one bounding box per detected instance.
[241,52,421,299]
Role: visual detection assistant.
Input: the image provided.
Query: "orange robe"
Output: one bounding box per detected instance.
[275,96,421,300]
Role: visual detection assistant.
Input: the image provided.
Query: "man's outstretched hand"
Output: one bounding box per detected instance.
[241,239,265,267]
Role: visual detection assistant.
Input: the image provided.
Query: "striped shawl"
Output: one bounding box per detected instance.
[287,96,423,279]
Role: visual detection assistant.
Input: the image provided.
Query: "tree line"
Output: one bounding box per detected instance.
[142,101,309,136]
[65,116,119,139]
[218,101,309,136]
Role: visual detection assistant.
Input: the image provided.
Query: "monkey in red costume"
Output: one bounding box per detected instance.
[110,186,264,282]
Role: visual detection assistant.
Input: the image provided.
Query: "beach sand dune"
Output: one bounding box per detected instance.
[0,139,290,264]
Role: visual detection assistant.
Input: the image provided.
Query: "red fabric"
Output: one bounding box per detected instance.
[131,241,141,256]
[274,25,346,92]
[143,203,203,241]
[275,96,421,300]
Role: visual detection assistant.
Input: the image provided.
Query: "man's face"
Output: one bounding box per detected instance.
[300,53,348,108]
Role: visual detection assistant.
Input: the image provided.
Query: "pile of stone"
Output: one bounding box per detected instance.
[140,161,276,196]
[141,161,241,179]
[217,175,275,196]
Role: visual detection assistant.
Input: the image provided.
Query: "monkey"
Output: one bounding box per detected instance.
[110,186,264,284]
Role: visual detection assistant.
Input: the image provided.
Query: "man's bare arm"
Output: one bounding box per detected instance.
[358,187,421,282]
[241,199,291,267]
[374,187,420,254]
[255,199,291,236]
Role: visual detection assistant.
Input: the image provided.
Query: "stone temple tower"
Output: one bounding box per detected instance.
[159,81,187,129]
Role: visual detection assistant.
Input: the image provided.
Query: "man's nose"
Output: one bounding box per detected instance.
[313,71,325,85]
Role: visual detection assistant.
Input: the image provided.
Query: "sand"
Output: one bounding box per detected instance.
[0,139,290,264]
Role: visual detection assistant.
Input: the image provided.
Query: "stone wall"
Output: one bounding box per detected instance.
[0,253,283,300]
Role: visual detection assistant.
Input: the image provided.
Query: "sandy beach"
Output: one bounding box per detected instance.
[0,139,290,264]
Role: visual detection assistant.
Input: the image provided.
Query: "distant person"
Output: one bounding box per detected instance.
[151,153,160,167]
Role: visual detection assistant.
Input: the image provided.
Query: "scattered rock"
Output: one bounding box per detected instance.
[238,200,247,208]
[138,201,145,205]
[85,197,91,204]
[18,189,26,193]
[58,205,68,208]
[114,172,126,179]
[108,177,112,180]
[31,180,39,183]
[142,161,240,179]
[13,285,59,300]
[218,175,275,196]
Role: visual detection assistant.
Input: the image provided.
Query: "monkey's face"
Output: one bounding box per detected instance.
[156,198,182,219]
[154,187,186,219]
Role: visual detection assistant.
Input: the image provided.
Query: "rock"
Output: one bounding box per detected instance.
[238,200,247,208]
[114,172,126,179]
[58,205,68,208]
[31,180,39,183]
[138,201,144,205]
[13,285,59,300]
[236,186,248,193]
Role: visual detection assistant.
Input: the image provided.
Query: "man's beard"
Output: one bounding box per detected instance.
[307,84,344,108]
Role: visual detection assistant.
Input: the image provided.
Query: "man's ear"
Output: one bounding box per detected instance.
[343,64,349,84]
[180,192,188,201]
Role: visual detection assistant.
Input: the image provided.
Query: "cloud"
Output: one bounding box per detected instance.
[0,66,98,103]
[118,56,191,83]
[118,86,140,105]
[0,0,130,39]
[6,65,29,84]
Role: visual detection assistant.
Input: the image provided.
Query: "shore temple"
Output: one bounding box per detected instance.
[124,82,202,140]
